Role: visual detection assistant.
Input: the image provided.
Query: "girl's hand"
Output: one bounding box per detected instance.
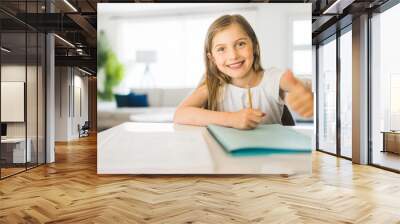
[228,108,266,130]
[280,70,313,118]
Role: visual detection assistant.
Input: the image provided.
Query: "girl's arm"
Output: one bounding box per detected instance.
[173,84,233,127]
[279,70,314,118]
[173,84,265,129]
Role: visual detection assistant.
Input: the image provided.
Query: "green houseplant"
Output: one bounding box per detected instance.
[97,31,125,101]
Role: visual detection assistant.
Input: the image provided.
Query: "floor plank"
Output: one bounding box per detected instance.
[0,134,400,223]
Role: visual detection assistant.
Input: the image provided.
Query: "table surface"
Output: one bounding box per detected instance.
[98,122,312,175]
[1,137,27,143]
[381,131,400,134]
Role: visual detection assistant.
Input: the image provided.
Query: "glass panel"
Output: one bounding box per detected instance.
[39,1,46,14]
[27,30,38,169]
[371,3,400,171]
[1,1,28,178]
[1,30,27,177]
[38,32,45,165]
[390,75,400,130]
[340,30,352,158]
[0,1,46,178]
[0,1,27,33]
[318,38,337,154]
[26,0,39,169]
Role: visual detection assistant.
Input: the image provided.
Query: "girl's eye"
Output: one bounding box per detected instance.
[216,47,225,52]
[237,42,246,47]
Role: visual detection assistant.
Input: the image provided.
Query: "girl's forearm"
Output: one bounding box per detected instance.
[173,107,233,127]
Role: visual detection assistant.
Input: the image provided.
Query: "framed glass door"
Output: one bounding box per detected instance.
[317,36,337,155]
[339,27,352,159]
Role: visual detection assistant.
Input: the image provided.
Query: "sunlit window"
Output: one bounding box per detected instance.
[390,74,400,130]
[292,20,312,78]
[371,2,400,171]
[119,18,210,89]
[340,30,352,158]
[293,50,312,75]
[117,11,255,89]
[318,38,337,154]
[293,20,311,46]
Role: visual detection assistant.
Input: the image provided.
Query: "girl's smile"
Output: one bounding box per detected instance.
[226,60,245,69]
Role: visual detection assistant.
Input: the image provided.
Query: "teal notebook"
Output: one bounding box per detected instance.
[207,124,311,157]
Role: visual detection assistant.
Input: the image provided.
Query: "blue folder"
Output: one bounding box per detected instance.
[207,124,312,157]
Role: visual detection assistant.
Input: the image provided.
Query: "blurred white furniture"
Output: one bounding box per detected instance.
[1,138,31,163]
[129,109,175,123]
[98,88,192,130]
[98,122,312,175]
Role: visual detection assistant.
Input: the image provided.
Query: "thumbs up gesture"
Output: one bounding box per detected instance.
[280,70,313,118]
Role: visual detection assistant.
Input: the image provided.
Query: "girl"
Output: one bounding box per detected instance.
[174,14,313,130]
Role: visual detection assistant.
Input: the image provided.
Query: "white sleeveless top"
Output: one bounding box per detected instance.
[218,67,285,124]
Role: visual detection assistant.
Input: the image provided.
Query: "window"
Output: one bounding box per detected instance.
[0,1,46,179]
[318,37,337,154]
[339,29,352,158]
[291,20,312,80]
[390,74,400,130]
[117,11,256,89]
[371,2,400,171]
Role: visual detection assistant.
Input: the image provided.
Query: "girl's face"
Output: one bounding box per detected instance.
[208,23,254,80]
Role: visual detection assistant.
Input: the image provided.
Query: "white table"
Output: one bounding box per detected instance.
[1,138,31,163]
[98,122,312,175]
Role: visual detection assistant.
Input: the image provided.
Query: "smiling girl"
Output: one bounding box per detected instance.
[173,14,313,130]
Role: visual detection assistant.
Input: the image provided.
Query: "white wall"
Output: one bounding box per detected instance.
[55,67,89,141]
[72,74,89,138]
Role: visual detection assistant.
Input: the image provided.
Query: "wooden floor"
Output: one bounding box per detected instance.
[1,135,400,223]
[0,167,26,178]
[1,163,44,178]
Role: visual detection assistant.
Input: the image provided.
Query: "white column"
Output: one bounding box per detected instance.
[45,0,55,163]
[46,33,55,163]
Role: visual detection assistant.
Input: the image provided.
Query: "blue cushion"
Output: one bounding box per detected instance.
[127,92,149,107]
[114,94,131,107]
[115,92,149,107]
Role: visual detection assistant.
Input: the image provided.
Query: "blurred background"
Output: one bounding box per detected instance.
[97,3,312,131]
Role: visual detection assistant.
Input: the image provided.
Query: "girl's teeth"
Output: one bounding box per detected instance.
[229,62,243,69]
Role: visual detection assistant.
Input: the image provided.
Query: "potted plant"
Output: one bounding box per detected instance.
[97,31,125,101]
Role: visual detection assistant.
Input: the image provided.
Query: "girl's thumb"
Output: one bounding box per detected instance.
[282,69,299,91]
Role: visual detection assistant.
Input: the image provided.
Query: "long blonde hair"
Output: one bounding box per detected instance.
[203,14,264,111]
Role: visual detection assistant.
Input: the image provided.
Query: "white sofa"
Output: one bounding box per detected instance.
[98,88,193,131]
